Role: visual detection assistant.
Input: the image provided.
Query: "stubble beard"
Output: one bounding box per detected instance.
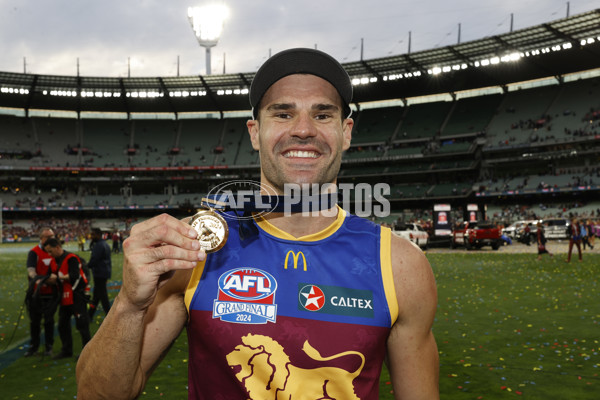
[258,137,343,194]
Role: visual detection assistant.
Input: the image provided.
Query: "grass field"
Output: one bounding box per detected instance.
[0,242,598,399]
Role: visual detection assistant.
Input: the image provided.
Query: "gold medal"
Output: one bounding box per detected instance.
[189,209,229,253]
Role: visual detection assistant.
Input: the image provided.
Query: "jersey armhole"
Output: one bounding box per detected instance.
[380,227,399,326]
[184,260,206,315]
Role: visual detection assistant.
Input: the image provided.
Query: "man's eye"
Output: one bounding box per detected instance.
[315,113,332,120]
[275,113,292,119]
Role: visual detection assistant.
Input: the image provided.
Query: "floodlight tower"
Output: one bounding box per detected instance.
[188,4,229,75]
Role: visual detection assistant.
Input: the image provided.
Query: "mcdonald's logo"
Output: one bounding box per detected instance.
[284,250,308,272]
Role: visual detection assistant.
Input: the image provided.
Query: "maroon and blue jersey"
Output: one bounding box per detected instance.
[185,208,398,399]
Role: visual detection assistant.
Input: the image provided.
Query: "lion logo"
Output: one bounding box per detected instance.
[226,333,365,399]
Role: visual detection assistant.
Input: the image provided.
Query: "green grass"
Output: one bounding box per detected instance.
[1,243,598,399]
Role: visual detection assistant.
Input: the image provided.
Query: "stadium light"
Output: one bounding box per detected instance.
[188,4,229,75]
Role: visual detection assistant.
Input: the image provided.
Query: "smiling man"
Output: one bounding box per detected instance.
[76,48,439,400]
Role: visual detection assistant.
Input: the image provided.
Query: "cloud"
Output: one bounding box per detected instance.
[0,0,596,76]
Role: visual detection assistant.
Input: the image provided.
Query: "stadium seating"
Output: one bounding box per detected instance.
[442,94,502,136]
[219,118,249,166]
[399,101,452,140]
[389,184,431,199]
[81,118,131,167]
[485,84,558,148]
[352,106,402,144]
[428,182,472,197]
[131,119,178,167]
[176,118,225,166]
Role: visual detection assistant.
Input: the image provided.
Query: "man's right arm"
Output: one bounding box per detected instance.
[26,250,37,279]
[76,214,205,400]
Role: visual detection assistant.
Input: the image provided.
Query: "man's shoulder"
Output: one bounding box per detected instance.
[389,232,431,277]
[344,212,381,231]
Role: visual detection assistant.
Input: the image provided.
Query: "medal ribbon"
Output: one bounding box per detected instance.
[200,192,338,240]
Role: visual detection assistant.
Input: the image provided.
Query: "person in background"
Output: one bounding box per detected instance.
[523,223,532,246]
[77,234,86,252]
[536,222,553,260]
[88,228,112,318]
[43,238,91,359]
[588,219,597,248]
[581,220,593,250]
[566,217,582,263]
[112,231,120,254]
[24,227,59,357]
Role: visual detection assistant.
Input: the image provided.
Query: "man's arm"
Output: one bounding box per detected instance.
[76,214,205,400]
[26,250,37,279]
[87,241,102,268]
[387,234,439,400]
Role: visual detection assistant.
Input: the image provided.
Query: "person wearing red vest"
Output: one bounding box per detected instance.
[44,238,91,359]
[24,227,59,357]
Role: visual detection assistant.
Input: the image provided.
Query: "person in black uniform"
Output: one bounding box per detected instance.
[43,238,91,359]
[24,227,59,357]
[88,228,112,318]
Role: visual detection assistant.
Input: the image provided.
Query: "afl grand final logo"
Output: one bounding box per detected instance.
[213,268,278,324]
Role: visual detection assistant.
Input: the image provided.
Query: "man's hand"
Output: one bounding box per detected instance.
[121,214,205,312]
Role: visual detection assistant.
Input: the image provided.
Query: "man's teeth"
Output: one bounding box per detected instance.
[284,150,318,158]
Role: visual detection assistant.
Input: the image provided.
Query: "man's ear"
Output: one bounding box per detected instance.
[342,118,353,151]
[247,119,260,151]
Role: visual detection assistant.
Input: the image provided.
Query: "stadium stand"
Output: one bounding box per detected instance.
[81,118,131,167]
[485,84,558,148]
[351,106,403,144]
[399,101,452,140]
[131,119,178,167]
[177,118,224,166]
[1,10,600,242]
[441,94,503,136]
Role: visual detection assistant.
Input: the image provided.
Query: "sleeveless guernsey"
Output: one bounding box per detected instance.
[185,208,398,400]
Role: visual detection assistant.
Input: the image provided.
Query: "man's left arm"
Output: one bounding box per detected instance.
[387,234,439,399]
[64,257,80,285]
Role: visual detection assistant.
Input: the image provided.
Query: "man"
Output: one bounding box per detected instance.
[566,217,582,263]
[43,238,91,359]
[87,228,112,318]
[77,48,439,399]
[536,222,553,261]
[112,231,120,253]
[24,227,59,357]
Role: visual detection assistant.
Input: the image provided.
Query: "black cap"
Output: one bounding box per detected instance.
[249,48,352,119]
[43,237,61,248]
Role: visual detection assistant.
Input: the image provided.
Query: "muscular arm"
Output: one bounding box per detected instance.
[387,234,439,400]
[76,214,205,400]
[26,250,37,279]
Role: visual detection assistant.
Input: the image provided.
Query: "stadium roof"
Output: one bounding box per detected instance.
[0,8,599,115]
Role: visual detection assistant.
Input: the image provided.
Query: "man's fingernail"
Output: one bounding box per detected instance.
[188,229,198,238]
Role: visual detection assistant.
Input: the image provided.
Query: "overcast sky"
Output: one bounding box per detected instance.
[0,0,598,77]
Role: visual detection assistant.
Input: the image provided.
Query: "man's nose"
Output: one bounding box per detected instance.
[291,112,316,138]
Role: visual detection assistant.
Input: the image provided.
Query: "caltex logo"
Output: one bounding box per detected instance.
[298,285,325,311]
